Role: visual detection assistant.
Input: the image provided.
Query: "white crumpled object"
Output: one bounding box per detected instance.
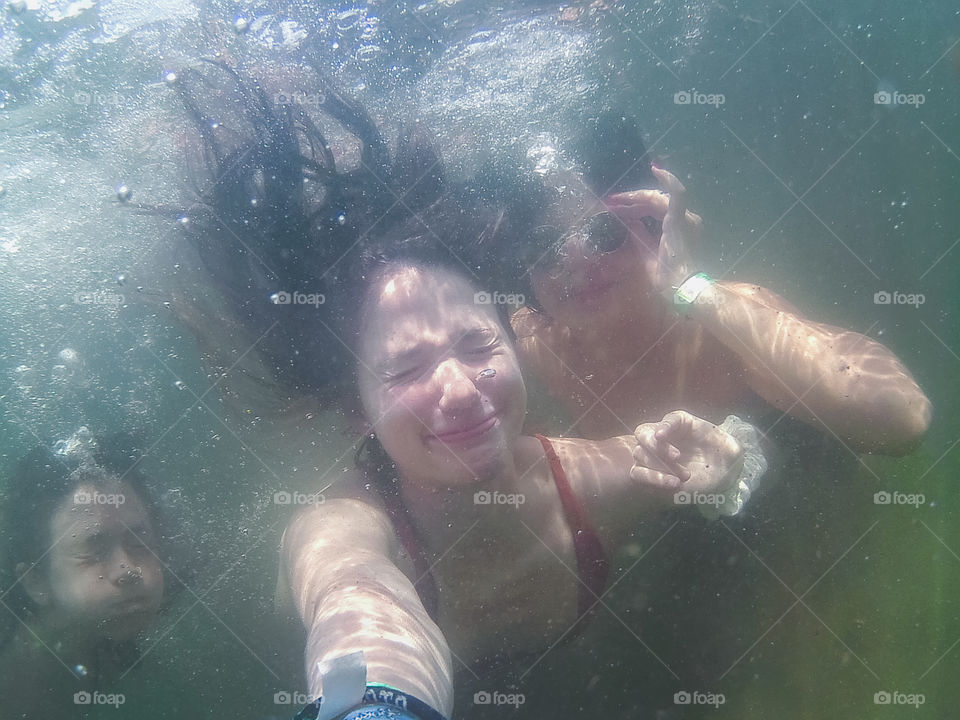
[698,415,768,520]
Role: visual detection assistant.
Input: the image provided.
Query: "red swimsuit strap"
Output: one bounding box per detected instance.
[534,434,610,618]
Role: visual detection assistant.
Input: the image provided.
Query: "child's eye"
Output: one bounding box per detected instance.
[78,550,106,565]
[125,534,151,552]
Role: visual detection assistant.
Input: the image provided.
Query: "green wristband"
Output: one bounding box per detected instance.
[674,272,714,308]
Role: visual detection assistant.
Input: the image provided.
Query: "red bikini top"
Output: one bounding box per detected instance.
[380,435,610,623]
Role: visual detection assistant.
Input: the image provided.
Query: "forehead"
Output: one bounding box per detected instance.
[50,481,152,540]
[360,265,501,358]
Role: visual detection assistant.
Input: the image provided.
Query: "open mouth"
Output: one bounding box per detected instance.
[430,415,498,446]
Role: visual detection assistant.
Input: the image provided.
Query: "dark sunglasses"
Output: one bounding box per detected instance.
[526,212,661,277]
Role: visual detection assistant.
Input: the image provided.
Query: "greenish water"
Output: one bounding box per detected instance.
[1,1,958,718]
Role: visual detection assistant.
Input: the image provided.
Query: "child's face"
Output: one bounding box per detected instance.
[41,481,164,641]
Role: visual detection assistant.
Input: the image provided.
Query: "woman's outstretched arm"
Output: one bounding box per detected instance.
[281,498,454,715]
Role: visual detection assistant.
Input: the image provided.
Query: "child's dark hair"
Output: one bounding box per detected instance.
[0,432,184,646]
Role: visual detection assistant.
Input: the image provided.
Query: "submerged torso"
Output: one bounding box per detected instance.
[385,435,607,666]
[512,307,749,438]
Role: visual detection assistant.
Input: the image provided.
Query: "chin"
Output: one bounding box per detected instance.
[434,443,509,485]
[98,608,159,642]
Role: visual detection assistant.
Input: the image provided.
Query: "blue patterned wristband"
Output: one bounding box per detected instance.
[293,684,448,720]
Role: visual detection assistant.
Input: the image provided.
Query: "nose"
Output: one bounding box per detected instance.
[435,359,481,414]
[556,237,598,281]
[109,548,143,586]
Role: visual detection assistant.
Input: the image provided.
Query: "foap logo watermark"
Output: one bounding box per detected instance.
[74,691,125,707]
[273,491,325,506]
[674,490,726,509]
[874,491,925,508]
[270,290,325,307]
[674,90,725,106]
[74,291,125,306]
[674,690,726,708]
[474,490,525,507]
[874,690,925,708]
[273,691,312,706]
[474,291,525,306]
[74,490,125,507]
[473,690,525,708]
[72,91,136,107]
[274,91,326,107]
[874,290,925,308]
[874,91,925,107]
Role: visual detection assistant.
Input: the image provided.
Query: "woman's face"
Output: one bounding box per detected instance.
[357,265,527,488]
[40,480,164,641]
[528,179,666,327]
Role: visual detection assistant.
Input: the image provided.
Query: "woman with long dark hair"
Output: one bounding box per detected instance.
[166,63,767,720]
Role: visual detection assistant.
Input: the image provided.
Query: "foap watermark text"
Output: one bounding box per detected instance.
[271,291,325,307]
[474,690,525,707]
[874,491,925,508]
[874,690,925,707]
[474,291,524,306]
[474,490,525,507]
[74,490,125,507]
[274,691,312,706]
[874,91,924,107]
[75,291,124,306]
[674,490,726,508]
[274,91,326,107]
[874,290,924,308]
[75,691,125,707]
[674,90,725,106]
[73,91,136,107]
[273,491,325,506]
[674,690,725,708]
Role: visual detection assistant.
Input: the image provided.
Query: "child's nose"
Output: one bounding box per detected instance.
[110,549,143,585]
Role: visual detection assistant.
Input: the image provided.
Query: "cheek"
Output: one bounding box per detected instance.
[49,565,107,610]
[530,272,565,312]
[371,385,432,448]
[144,565,165,603]
[489,359,527,416]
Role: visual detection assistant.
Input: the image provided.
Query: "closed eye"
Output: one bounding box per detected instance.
[385,367,423,384]
[465,341,498,357]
